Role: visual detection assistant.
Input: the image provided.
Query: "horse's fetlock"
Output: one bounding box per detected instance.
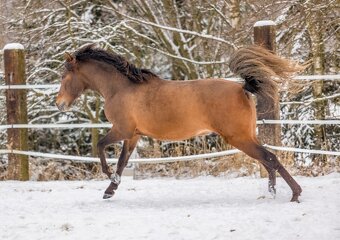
[110,172,121,185]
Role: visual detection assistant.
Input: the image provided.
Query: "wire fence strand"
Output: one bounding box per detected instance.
[0,74,339,90]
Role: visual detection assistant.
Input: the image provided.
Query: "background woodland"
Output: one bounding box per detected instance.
[0,0,339,180]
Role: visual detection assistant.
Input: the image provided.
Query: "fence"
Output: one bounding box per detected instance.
[1,76,339,158]
[1,21,339,180]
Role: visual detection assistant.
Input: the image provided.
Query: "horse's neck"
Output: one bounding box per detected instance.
[80,63,162,99]
[84,69,130,99]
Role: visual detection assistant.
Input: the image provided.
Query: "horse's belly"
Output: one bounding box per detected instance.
[136,125,213,141]
[195,129,213,136]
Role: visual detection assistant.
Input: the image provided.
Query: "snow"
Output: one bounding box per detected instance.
[254,20,276,27]
[3,43,24,50]
[1,174,340,240]
[81,6,94,23]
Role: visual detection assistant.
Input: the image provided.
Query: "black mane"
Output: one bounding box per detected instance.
[73,44,156,83]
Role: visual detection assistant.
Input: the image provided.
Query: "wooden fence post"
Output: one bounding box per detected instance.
[4,43,29,180]
[253,21,281,178]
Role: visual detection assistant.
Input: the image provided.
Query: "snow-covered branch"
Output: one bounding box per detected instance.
[147,46,228,65]
[112,9,237,49]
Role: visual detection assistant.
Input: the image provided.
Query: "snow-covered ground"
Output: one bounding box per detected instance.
[1,174,339,240]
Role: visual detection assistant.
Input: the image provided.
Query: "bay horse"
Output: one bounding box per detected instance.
[56,44,303,202]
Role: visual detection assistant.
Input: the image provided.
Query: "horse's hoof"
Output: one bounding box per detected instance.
[290,194,301,203]
[103,192,114,199]
[290,186,302,202]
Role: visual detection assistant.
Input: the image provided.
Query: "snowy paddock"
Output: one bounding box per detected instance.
[1,174,339,240]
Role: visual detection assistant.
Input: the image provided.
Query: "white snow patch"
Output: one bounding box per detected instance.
[81,6,94,23]
[0,174,340,240]
[3,43,24,50]
[254,20,276,27]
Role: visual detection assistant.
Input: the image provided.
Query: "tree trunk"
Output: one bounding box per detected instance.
[253,22,281,178]
[230,0,241,29]
[91,95,100,157]
[307,7,327,165]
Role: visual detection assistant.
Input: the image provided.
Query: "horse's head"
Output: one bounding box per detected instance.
[56,52,86,111]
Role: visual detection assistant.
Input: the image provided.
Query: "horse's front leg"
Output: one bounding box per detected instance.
[97,130,123,179]
[103,135,140,199]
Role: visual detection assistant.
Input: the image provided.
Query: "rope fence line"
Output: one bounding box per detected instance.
[0,144,338,165]
[0,119,339,131]
[0,123,113,130]
[0,84,59,90]
[280,93,340,105]
[293,74,340,80]
[263,145,340,156]
[0,74,339,90]
[0,149,242,164]
[257,119,339,125]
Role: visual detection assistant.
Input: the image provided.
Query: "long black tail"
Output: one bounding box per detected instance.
[229,45,304,102]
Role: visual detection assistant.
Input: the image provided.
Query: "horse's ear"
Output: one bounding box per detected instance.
[64,52,74,62]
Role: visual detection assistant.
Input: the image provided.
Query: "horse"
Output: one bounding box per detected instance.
[56,44,303,202]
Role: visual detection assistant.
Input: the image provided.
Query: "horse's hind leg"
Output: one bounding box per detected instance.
[229,140,277,196]
[228,139,302,202]
[261,147,302,202]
